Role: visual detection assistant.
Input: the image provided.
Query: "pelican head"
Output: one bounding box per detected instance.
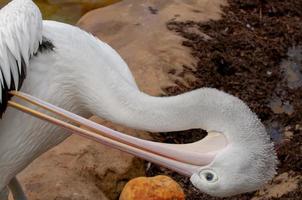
[190,136,277,197]
[188,96,278,197]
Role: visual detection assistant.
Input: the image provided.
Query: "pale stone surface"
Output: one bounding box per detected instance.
[18,117,149,200]
[15,1,225,200]
[78,0,226,95]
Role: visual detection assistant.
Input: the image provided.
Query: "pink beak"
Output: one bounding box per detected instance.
[9,91,228,177]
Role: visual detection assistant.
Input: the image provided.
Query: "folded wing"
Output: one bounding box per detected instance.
[0,0,42,115]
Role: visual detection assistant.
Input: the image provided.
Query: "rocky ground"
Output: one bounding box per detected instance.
[13,0,302,199]
[147,0,302,199]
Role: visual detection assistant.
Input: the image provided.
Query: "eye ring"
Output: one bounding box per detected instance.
[199,170,218,183]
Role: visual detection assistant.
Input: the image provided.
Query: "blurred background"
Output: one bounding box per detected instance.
[0,0,119,24]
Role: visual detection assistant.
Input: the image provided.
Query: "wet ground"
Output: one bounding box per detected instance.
[147,0,302,199]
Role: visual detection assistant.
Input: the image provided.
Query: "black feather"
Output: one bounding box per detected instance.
[0,37,55,118]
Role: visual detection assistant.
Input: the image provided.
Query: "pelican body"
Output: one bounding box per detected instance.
[0,1,277,199]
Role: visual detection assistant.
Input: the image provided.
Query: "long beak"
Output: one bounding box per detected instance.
[8,91,228,176]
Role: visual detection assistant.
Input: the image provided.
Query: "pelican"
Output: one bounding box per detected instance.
[0,0,277,199]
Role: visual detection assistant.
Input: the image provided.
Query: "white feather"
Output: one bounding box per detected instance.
[0,0,42,93]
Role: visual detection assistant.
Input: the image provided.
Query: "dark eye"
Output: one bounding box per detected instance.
[199,169,218,183]
[205,172,214,181]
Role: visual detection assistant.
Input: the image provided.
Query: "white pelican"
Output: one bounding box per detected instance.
[0,0,277,199]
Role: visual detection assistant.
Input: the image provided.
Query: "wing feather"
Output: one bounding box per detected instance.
[7,48,19,89]
[0,0,42,115]
[0,40,11,88]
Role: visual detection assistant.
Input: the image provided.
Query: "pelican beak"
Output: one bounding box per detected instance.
[74,127,228,176]
[9,91,228,177]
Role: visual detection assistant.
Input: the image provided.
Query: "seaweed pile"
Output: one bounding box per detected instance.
[147,0,302,199]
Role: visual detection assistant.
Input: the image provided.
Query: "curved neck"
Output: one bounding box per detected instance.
[80,71,240,134]
[48,24,262,138]
[81,79,267,149]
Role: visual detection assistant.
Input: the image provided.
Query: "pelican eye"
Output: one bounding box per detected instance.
[205,172,214,181]
[199,170,218,183]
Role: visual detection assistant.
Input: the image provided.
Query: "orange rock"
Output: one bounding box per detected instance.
[119,175,185,200]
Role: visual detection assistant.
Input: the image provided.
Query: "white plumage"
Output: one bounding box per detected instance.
[0,0,42,96]
[0,1,277,199]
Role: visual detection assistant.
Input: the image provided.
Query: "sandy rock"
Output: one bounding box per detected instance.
[46,0,120,9]
[38,0,120,24]
[78,0,226,95]
[18,118,149,200]
[119,175,185,200]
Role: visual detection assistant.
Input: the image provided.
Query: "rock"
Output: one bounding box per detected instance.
[18,117,149,200]
[39,0,120,24]
[46,0,119,10]
[78,0,226,95]
[119,175,185,200]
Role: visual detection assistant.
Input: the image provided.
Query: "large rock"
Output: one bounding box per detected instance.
[17,0,225,199]
[78,0,226,95]
[18,117,149,200]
